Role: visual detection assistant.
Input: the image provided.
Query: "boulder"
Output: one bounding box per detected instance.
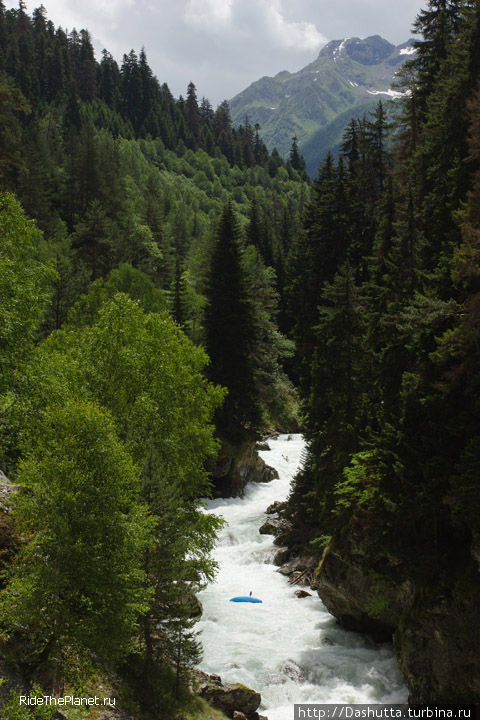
[255,442,271,452]
[281,660,305,684]
[273,533,290,547]
[260,517,292,538]
[265,501,286,515]
[0,472,19,590]
[273,547,290,566]
[277,560,299,576]
[193,671,261,718]
[199,683,260,717]
[0,471,16,511]
[278,554,318,579]
[295,589,312,598]
[259,518,282,535]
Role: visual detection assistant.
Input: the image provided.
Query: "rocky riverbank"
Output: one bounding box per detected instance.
[259,499,319,591]
[210,439,278,498]
[314,511,480,702]
[271,500,480,703]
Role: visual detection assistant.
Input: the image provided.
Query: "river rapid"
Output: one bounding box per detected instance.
[197,434,407,720]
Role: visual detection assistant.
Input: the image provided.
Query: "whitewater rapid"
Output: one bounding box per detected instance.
[197,434,407,720]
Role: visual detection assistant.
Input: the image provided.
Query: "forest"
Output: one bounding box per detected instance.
[0,0,479,717]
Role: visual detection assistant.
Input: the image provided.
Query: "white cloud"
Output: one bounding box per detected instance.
[185,0,325,51]
[265,0,325,50]
[185,0,233,28]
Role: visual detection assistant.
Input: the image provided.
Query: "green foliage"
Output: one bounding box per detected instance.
[2,292,224,702]
[67,263,168,327]
[1,399,151,670]
[333,452,381,514]
[2,685,57,720]
[0,193,55,387]
[364,572,394,618]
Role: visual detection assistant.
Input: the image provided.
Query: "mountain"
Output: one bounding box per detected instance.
[230,35,415,176]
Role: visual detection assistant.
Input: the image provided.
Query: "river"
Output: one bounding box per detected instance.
[197,434,407,720]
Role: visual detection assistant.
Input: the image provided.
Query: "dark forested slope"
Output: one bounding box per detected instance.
[285,0,480,703]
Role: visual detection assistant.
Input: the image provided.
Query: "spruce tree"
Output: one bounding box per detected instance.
[204,203,260,438]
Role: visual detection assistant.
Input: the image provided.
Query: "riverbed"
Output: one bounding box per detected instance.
[197,434,407,720]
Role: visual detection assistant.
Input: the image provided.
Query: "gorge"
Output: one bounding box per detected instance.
[198,435,407,720]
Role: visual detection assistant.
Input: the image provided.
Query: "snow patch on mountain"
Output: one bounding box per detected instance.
[334,37,350,61]
[367,89,409,99]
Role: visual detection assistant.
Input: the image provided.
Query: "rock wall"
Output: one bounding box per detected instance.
[210,440,278,498]
[314,512,415,641]
[314,511,480,702]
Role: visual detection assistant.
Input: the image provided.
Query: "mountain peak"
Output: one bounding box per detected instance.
[230,34,413,175]
[319,35,396,65]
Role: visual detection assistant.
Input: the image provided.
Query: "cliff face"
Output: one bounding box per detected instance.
[314,512,480,702]
[210,440,278,498]
[314,512,415,641]
[395,578,480,703]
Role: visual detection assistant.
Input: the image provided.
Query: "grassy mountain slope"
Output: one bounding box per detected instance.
[230,35,414,175]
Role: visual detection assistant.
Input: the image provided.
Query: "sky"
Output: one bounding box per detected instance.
[9,0,427,106]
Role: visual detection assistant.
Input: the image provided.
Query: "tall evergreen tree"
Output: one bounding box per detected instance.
[204,203,260,438]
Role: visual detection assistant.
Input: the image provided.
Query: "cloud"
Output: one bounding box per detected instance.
[185,0,325,52]
[261,0,326,50]
[185,0,233,28]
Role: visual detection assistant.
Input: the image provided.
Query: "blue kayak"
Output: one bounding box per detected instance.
[230,596,263,603]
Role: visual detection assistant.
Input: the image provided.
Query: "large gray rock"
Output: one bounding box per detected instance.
[315,513,415,640]
[260,517,292,539]
[255,442,271,452]
[0,471,18,591]
[0,470,16,511]
[210,441,278,498]
[278,554,318,579]
[273,547,290,566]
[281,660,305,684]
[265,501,286,515]
[194,671,261,718]
[259,518,283,535]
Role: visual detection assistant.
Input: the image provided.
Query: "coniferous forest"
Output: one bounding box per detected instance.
[0,0,479,718]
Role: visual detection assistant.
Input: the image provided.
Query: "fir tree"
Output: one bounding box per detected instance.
[204,203,260,438]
